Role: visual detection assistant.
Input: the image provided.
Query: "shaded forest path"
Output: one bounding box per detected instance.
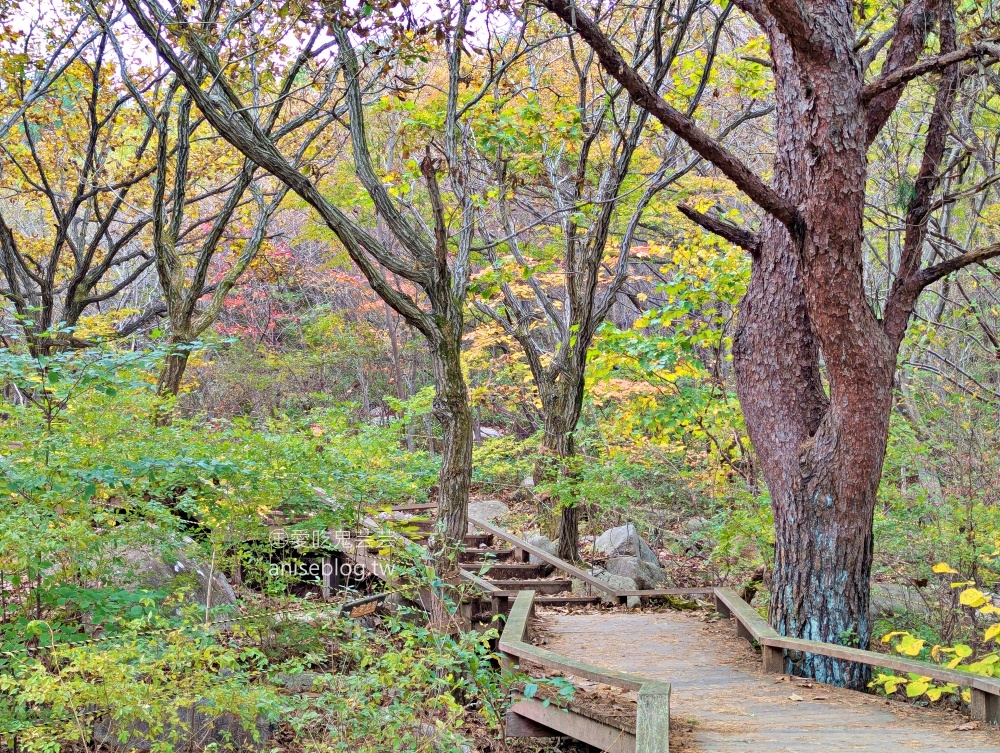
[536,609,1000,752]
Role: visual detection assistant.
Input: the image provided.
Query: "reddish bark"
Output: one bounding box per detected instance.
[542,0,1000,687]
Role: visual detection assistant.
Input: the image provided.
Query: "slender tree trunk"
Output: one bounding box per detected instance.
[429,336,472,549]
[534,375,585,562]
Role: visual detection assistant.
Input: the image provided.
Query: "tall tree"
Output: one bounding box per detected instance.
[543,0,1000,686]
[0,27,161,353]
[471,0,766,560]
[119,0,498,547]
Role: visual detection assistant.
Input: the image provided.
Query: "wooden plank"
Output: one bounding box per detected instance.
[508,699,635,753]
[761,634,1000,694]
[714,587,777,643]
[636,684,670,753]
[390,503,438,512]
[972,687,1000,724]
[489,579,572,595]
[616,588,715,597]
[469,516,620,596]
[505,709,564,738]
[459,569,500,593]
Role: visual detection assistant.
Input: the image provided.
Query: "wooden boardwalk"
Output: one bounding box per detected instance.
[537,609,1000,752]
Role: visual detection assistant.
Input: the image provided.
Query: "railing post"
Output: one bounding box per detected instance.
[714,590,731,618]
[762,643,785,674]
[635,684,670,753]
[971,688,1000,725]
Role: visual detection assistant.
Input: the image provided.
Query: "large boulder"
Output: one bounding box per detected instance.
[604,555,668,590]
[94,701,272,751]
[467,499,510,523]
[594,524,659,566]
[115,538,237,609]
[871,583,933,619]
[526,534,558,565]
[571,569,640,609]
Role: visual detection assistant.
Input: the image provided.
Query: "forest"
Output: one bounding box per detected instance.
[0,0,999,750]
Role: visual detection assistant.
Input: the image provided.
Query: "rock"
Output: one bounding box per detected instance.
[275,672,320,692]
[526,534,557,565]
[520,476,535,489]
[571,568,640,608]
[871,583,933,618]
[94,701,272,751]
[594,524,659,566]
[604,555,668,590]
[480,426,503,439]
[467,499,510,522]
[115,539,237,609]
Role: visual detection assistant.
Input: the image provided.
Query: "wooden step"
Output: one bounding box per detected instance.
[486,579,572,595]
[460,548,514,563]
[464,562,542,579]
[464,532,494,547]
[494,595,600,615]
[391,503,437,513]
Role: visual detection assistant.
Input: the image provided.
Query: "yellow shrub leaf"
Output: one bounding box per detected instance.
[932,562,959,574]
[960,588,989,608]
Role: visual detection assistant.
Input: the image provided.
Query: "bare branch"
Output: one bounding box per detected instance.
[863,42,999,102]
[540,0,802,235]
[678,204,761,255]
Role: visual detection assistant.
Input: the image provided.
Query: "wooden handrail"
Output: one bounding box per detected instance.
[500,590,670,752]
[468,515,620,597]
[379,511,1000,725]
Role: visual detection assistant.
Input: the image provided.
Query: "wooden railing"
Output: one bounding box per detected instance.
[468,518,1000,726]
[499,589,670,753]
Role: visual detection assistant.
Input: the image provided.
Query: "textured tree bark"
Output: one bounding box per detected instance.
[429,333,473,549]
[537,0,1000,689]
[534,375,585,562]
[157,349,190,397]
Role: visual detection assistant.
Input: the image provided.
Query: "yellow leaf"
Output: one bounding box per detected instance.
[960,588,989,608]
[932,562,959,574]
[906,680,930,697]
[986,623,1000,643]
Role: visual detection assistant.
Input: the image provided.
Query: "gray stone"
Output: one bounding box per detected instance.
[605,555,668,590]
[467,499,510,522]
[94,701,271,751]
[594,524,659,566]
[572,568,640,608]
[526,534,558,565]
[520,476,535,489]
[114,538,237,609]
[275,672,320,692]
[871,583,933,618]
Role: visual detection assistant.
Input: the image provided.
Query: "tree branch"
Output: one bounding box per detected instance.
[866,0,939,146]
[917,243,1000,288]
[678,204,761,255]
[540,0,802,236]
[863,41,999,102]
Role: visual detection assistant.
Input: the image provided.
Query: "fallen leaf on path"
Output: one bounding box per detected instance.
[788,694,804,701]
[774,676,792,683]
[953,722,980,731]
[812,695,828,701]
